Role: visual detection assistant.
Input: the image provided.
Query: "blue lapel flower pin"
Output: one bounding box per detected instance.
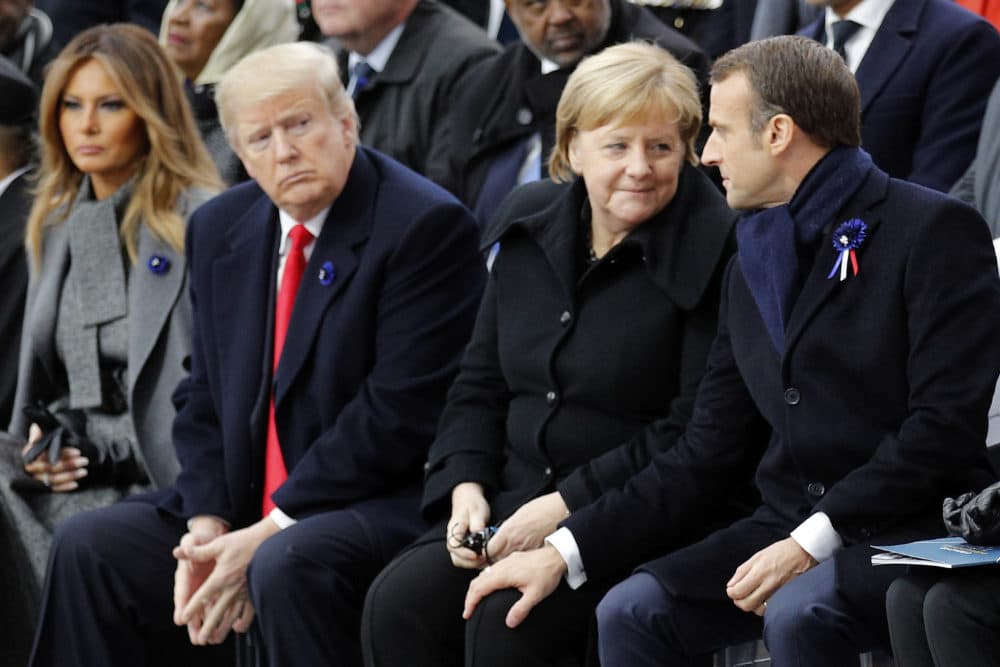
[827,219,867,282]
[318,260,336,286]
[147,254,171,275]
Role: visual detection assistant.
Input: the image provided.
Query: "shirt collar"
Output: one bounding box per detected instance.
[277,205,329,254]
[347,22,406,73]
[824,0,895,33]
[540,57,560,75]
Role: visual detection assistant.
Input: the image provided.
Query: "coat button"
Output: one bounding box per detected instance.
[674,16,685,29]
[516,107,533,126]
[783,387,801,405]
[546,390,557,405]
[423,461,431,473]
[560,311,572,326]
[807,482,825,497]
[544,467,552,476]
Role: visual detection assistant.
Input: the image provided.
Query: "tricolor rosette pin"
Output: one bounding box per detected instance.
[827,218,867,282]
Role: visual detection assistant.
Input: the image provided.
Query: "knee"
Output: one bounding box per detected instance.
[762,585,819,640]
[49,507,116,565]
[886,576,927,622]
[467,587,519,632]
[365,551,432,628]
[922,578,973,631]
[247,532,302,601]
[596,573,665,639]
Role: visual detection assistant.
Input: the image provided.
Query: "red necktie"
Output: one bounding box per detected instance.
[263,224,314,516]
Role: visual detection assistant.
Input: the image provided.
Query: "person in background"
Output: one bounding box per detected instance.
[635,0,758,59]
[436,0,709,229]
[0,55,37,667]
[160,0,299,185]
[26,40,484,667]
[950,77,1000,239]
[461,35,1000,666]
[0,0,54,86]
[0,23,221,667]
[0,55,35,429]
[750,0,821,38]
[800,0,1000,192]
[362,42,743,667]
[311,0,499,181]
[34,0,168,49]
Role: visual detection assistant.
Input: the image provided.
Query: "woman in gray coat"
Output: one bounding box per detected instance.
[0,24,220,665]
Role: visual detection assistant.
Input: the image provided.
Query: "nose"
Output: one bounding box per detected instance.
[81,105,99,135]
[548,0,575,24]
[701,130,720,166]
[624,147,652,178]
[169,0,192,22]
[271,129,299,162]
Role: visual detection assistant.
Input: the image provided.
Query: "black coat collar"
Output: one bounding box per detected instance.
[487,164,736,310]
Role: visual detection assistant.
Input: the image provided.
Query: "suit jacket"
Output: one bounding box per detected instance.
[0,171,31,427]
[422,166,736,527]
[161,148,484,529]
[339,0,499,182]
[802,0,1000,192]
[8,186,209,489]
[951,77,1000,237]
[436,0,710,226]
[563,161,1000,614]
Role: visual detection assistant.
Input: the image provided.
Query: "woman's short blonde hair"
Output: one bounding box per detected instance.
[549,41,702,182]
[27,23,221,263]
[216,41,359,152]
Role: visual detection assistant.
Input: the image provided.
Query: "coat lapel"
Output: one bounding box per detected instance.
[26,223,70,390]
[128,226,185,398]
[783,168,890,357]
[854,0,921,115]
[272,150,375,405]
[211,189,276,396]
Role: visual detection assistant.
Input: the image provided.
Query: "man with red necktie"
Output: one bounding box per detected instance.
[27,41,484,667]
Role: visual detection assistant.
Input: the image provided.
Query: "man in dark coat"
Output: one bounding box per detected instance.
[26,42,484,667]
[462,35,1000,666]
[0,55,33,429]
[312,0,499,181]
[800,0,1000,192]
[435,0,710,227]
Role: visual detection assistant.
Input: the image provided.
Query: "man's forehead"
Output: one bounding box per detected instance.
[236,93,328,127]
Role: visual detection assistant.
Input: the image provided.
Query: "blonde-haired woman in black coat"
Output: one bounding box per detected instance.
[362,42,744,667]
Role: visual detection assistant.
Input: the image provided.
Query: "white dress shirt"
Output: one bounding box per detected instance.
[821,0,895,73]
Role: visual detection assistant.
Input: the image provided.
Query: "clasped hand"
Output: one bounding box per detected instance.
[447,486,569,568]
[22,423,88,492]
[173,516,279,644]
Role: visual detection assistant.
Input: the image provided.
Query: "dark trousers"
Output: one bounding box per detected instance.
[596,518,886,666]
[28,501,232,667]
[886,571,1000,667]
[30,492,424,667]
[361,538,606,667]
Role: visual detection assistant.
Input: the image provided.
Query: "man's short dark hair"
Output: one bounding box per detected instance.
[711,35,861,148]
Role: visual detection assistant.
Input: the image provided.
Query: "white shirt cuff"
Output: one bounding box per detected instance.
[268,507,297,529]
[790,512,843,563]
[545,526,587,589]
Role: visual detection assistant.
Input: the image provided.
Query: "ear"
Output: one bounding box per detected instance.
[765,113,795,156]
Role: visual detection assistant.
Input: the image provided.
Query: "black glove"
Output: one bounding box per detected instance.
[19,401,146,489]
[943,480,1000,545]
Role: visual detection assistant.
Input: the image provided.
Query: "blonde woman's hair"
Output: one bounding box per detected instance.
[216,41,359,153]
[549,41,703,182]
[27,23,222,264]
